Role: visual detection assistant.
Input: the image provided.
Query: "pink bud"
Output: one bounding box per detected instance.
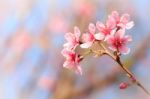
[131,76,136,82]
[119,82,128,89]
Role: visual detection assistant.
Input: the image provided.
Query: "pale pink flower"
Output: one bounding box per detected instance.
[63,27,81,50]
[109,11,134,29]
[80,23,104,48]
[61,49,82,75]
[107,29,132,54]
[96,20,115,40]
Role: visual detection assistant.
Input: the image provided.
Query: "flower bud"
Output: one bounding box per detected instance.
[119,82,128,89]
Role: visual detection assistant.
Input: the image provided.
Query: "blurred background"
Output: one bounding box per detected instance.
[0,0,150,99]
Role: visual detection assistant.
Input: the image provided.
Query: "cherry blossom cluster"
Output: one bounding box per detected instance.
[61,11,134,75]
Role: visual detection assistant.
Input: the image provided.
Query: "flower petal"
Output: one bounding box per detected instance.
[107,35,115,44]
[109,45,117,51]
[96,21,105,32]
[82,33,94,42]
[117,23,126,29]
[74,26,81,39]
[89,23,96,34]
[80,42,93,48]
[61,48,68,57]
[65,33,75,42]
[75,65,82,75]
[110,29,116,35]
[106,16,116,29]
[63,42,76,50]
[63,61,72,68]
[120,14,130,24]
[110,11,120,21]
[116,29,125,38]
[63,42,70,48]
[94,33,104,40]
[119,46,130,55]
[126,21,134,29]
[61,49,75,58]
[125,35,132,41]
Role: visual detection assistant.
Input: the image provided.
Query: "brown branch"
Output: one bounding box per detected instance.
[53,34,150,99]
[71,35,150,98]
[99,41,150,95]
[105,51,150,95]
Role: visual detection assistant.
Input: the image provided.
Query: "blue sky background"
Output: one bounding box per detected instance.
[0,0,150,99]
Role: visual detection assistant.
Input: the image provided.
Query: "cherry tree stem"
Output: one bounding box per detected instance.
[99,43,150,96]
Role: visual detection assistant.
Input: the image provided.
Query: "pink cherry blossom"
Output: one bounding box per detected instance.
[107,29,132,54]
[61,49,82,75]
[63,26,81,50]
[109,11,134,29]
[96,20,115,40]
[80,23,104,48]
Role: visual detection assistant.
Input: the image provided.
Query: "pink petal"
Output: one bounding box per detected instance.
[107,35,115,44]
[109,45,117,51]
[104,29,116,41]
[117,23,126,28]
[106,16,116,29]
[120,14,130,24]
[96,21,105,32]
[115,29,125,38]
[80,42,93,48]
[111,11,120,21]
[110,29,116,35]
[63,42,70,48]
[82,33,94,42]
[126,21,134,29]
[94,33,104,40]
[65,33,75,42]
[119,46,130,55]
[75,65,82,75]
[61,48,68,56]
[74,26,81,40]
[61,49,74,58]
[63,42,74,50]
[124,35,132,42]
[82,33,89,42]
[63,61,72,68]
[89,23,96,34]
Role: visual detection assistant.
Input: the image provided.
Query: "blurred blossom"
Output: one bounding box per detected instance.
[0,0,150,99]
[10,31,31,51]
[74,0,96,18]
[38,76,55,91]
[49,15,69,34]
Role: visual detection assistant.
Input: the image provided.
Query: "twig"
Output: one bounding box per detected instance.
[99,42,150,96]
